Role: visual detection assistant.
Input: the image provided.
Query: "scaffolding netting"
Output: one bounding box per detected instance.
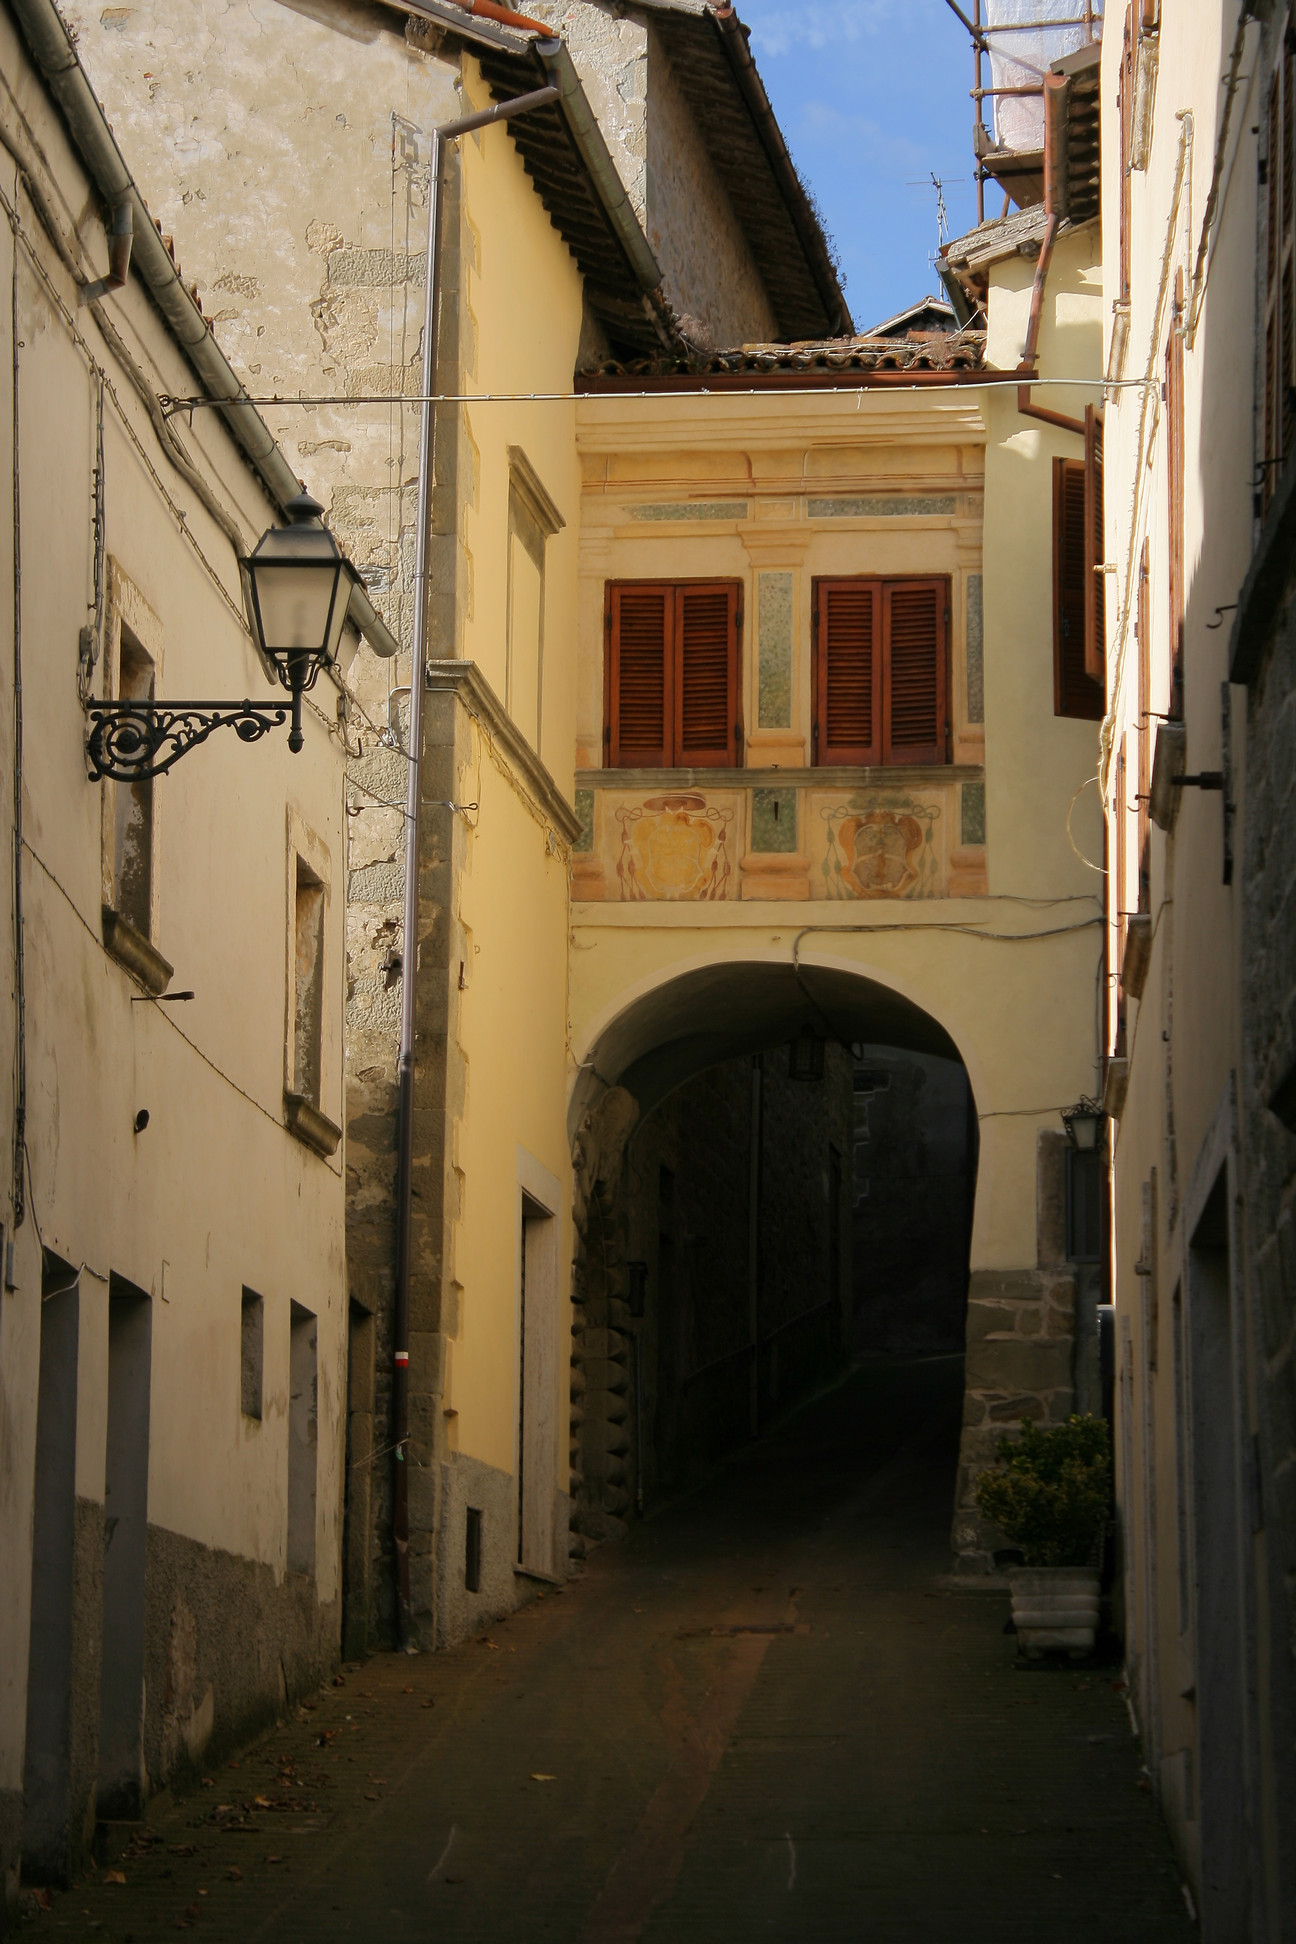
[984,0,1103,152]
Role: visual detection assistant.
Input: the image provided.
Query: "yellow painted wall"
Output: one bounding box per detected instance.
[438,60,585,1486]
[444,726,574,1475]
[457,58,585,794]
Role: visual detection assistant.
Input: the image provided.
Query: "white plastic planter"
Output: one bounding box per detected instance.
[1008,1566,1101,1657]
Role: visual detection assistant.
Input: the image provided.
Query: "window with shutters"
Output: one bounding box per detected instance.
[1165,274,1185,717]
[812,576,949,767]
[1053,458,1105,720]
[1136,539,1152,866]
[1262,24,1296,512]
[604,580,742,768]
[1118,7,1134,302]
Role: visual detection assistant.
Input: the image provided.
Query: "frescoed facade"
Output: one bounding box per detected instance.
[567,181,1109,1561]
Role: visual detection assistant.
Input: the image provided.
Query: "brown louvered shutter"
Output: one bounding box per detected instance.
[1136,539,1151,861]
[814,580,881,764]
[1054,458,1103,720]
[882,579,947,765]
[607,583,671,766]
[675,582,740,766]
[1166,271,1184,709]
[1083,404,1106,683]
[1118,7,1133,302]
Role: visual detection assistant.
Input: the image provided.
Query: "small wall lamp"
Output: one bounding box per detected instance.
[87,492,361,782]
[1061,1096,1105,1151]
[788,1023,826,1084]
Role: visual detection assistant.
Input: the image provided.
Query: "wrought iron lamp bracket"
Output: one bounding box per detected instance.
[86,699,291,782]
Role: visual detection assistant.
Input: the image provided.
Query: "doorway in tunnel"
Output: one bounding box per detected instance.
[569,960,978,1546]
[850,1046,976,1358]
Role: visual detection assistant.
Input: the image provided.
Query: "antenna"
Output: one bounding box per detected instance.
[907,174,965,296]
[931,171,950,248]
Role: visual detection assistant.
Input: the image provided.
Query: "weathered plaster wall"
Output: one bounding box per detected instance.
[644,27,779,348]
[0,18,350,1893]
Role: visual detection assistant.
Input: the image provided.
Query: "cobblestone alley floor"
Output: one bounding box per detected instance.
[35,1355,1193,1943]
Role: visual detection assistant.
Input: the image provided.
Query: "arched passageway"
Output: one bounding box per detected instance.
[568,961,978,1551]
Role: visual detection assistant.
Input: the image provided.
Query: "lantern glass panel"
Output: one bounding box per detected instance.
[251,560,345,656]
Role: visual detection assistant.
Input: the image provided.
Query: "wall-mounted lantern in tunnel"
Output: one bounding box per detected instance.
[1061,1097,1105,1151]
[788,1024,826,1084]
[86,491,361,780]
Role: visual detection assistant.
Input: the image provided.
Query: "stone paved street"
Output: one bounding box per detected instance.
[38,1358,1191,1943]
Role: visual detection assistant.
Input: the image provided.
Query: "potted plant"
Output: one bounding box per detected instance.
[974,1414,1112,1658]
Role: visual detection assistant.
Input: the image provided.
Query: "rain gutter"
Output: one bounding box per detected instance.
[532,35,671,326]
[8,0,399,658]
[709,4,853,336]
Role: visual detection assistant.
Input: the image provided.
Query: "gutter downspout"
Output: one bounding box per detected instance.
[390,81,559,1649]
[709,5,853,336]
[8,0,398,659]
[82,198,132,302]
[1016,69,1086,437]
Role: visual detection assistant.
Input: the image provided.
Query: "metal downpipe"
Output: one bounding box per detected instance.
[390,84,558,1649]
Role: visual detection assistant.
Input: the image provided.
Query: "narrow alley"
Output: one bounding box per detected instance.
[52,1359,1188,1944]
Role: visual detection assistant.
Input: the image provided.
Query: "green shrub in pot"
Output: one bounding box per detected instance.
[974,1414,1112,1568]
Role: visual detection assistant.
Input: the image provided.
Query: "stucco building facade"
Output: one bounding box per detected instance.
[1099,3,1296,1935]
[0,0,395,1900]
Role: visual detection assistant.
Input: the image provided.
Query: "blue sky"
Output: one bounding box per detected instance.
[739,0,983,332]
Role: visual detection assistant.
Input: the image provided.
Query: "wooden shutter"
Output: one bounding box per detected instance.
[1263,38,1296,511]
[675,583,740,766]
[882,579,947,765]
[1136,540,1151,860]
[1166,272,1185,700]
[1114,739,1128,972]
[1083,405,1106,683]
[1054,458,1104,720]
[607,583,671,767]
[814,580,881,764]
[1118,7,1133,302]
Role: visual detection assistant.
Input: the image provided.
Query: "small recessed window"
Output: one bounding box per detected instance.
[465,1507,483,1593]
[240,1288,264,1421]
[111,627,156,937]
[292,858,325,1107]
[287,1302,317,1576]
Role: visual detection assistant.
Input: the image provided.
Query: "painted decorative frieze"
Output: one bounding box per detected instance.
[571,778,986,903]
[613,792,739,900]
[815,790,945,899]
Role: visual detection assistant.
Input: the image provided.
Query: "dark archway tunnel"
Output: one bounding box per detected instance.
[569,960,977,1552]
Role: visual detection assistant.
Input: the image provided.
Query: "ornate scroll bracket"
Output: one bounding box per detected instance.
[86,700,291,782]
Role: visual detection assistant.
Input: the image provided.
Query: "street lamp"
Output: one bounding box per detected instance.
[1061,1096,1105,1151]
[86,490,361,781]
[240,491,359,752]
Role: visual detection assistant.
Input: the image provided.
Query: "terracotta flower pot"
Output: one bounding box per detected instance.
[1007,1566,1101,1658]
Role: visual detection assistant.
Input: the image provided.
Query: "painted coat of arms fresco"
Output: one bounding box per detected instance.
[616,794,734,900]
[821,795,942,899]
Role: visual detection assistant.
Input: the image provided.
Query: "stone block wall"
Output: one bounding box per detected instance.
[951,1133,1078,1572]
[1238,585,1296,1896]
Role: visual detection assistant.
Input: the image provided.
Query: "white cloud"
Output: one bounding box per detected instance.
[797,99,929,173]
[741,0,898,57]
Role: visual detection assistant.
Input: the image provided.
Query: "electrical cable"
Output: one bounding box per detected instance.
[158,374,1155,415]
